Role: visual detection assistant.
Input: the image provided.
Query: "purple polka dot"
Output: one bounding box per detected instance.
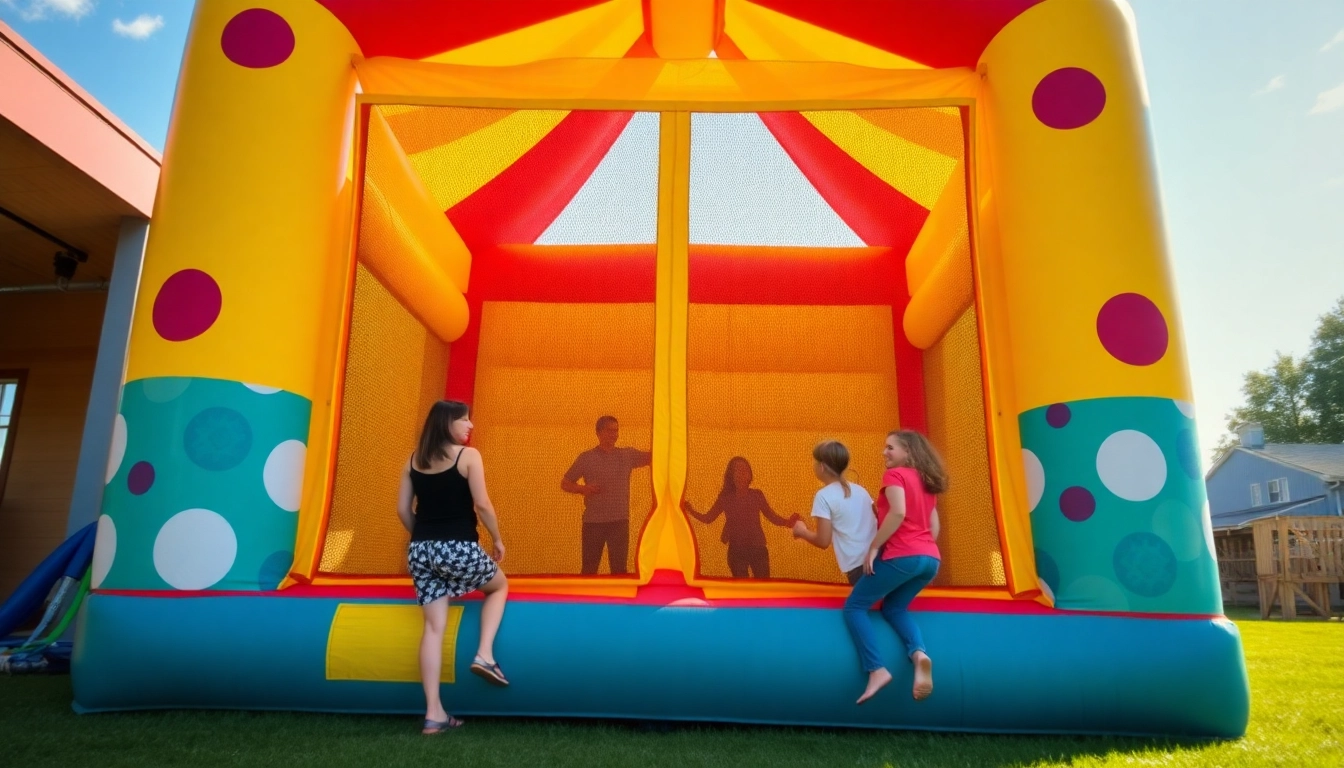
[1059,486,1096,522]
[1033,67,1106,129]
[1046,403,1072,428]
[221,9,294,69]
[127,461,155,495]
[153,269,221,342]
[1097,293,1168,366]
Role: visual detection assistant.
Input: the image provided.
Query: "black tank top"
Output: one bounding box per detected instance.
[409,450,479,543]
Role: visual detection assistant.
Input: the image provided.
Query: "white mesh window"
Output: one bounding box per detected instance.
[535,111,660,245]
[689,112,863,247]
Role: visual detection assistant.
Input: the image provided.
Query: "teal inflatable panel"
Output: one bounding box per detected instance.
[72,593,1249,737]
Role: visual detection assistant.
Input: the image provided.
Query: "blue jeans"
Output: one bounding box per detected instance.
[843,555,939,672]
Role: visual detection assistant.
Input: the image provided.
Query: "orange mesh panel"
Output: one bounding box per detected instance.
[922,305,1006,587]
[402,109,570,211]
[379,105,517,156]
[801,110,960,211]
[321,263,448,575]
[851,107,965,160]
[685,304,899,583]
[471,301,656,576]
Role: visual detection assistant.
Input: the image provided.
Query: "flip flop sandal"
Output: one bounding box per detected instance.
[470,658,509,687]
[422,715,464,734]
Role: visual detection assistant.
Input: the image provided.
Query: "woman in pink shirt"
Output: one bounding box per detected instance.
[845,430,945,705]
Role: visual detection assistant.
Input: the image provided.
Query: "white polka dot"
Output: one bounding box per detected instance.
[153,509,237,590]
[91,515,116,589]
[105,414,127,484]
[1096,430,1167,502]
[1064,574,1130,611]
[243,383,282,395]
[263,440,306,512]
[1174,400,1196,420]
[1152,499,1202,561]
[1022,449,1045,512]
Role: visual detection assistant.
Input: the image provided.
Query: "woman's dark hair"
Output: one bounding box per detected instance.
[715,456,753,501]
[890,430,948,495]
[415,400,470,469]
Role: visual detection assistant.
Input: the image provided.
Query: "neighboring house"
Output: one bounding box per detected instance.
[1206,424,1344,609]
[1206,423,1344,530]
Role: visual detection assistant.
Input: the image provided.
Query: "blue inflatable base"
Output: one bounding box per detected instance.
[71,593,1249,738]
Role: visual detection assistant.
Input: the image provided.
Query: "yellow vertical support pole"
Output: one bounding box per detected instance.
[640,111,696,578]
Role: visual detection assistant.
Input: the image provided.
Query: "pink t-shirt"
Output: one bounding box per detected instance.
[874,467,941,561]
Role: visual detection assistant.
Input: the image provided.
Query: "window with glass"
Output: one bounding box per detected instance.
[0,372,24,503]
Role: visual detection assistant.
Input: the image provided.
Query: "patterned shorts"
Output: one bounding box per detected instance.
[407,540,498,605]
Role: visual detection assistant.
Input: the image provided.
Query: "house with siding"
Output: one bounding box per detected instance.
[1206,424,1344,530]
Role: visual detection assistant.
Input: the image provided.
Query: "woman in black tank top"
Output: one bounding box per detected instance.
[396,401,509,734]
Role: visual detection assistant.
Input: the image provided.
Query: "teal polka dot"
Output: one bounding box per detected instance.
[184,407,253,471]
[1034,549,1060,594]
[258,550,293,590]
[1113,532,1178,598]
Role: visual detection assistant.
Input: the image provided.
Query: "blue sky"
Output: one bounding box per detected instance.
[3,0,1342,462]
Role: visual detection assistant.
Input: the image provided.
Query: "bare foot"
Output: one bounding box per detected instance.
[857,667,892,705]
[912,652,933,701]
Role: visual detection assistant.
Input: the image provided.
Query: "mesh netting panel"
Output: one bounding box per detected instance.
[471,301,656,576]
[536,111,659,245]
[689,112,863,247]
[321,263,448,575]
[378,105,517,156]
[922,306,1006,587]
[397,108,570,211]
[685,304,900,583]
[844,107,965,163]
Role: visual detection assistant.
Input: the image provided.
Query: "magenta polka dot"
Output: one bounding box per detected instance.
[1059,486,1096,522]
[1032,67,1106,129]
[152,269,222,342]
[127,461,155,495]
[221,9,294,68]
[1046,403,1071,428]
[1097,293,1168,366]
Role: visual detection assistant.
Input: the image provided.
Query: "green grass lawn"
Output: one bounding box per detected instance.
[2,610,1340,768]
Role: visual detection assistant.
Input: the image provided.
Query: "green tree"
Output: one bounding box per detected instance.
[1304,297,1344,443]
[1222,352,1317,448]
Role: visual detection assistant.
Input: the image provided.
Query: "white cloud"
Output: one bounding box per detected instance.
[2,0,95,21]
[1308,81,1344,115]
[1327,176,1344,188]
[112,13,163,40]
[1253,75,1285,96]
[1322,29,1344,53]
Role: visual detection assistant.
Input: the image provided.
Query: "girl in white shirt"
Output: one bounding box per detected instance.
[792,440,877,584]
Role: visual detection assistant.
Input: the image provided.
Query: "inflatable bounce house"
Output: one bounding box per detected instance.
[73,0,1251,736]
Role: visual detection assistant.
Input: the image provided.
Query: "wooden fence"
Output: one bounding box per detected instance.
[1253,516,1344,619]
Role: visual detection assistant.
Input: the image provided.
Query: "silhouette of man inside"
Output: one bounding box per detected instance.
[562,416,652,575]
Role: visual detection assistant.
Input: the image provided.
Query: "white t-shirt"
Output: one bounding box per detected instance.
[811,481,877,573]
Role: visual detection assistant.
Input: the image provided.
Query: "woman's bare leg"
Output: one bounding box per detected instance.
[476,570,508,664]
[419,597,450,729]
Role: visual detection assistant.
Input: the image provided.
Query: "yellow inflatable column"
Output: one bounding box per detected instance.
[977,0,1218,614]
[94,1,361,594]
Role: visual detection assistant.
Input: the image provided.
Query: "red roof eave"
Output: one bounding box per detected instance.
[0,20,161,218]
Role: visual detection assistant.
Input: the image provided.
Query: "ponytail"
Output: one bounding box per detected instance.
[812,440,853,498]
